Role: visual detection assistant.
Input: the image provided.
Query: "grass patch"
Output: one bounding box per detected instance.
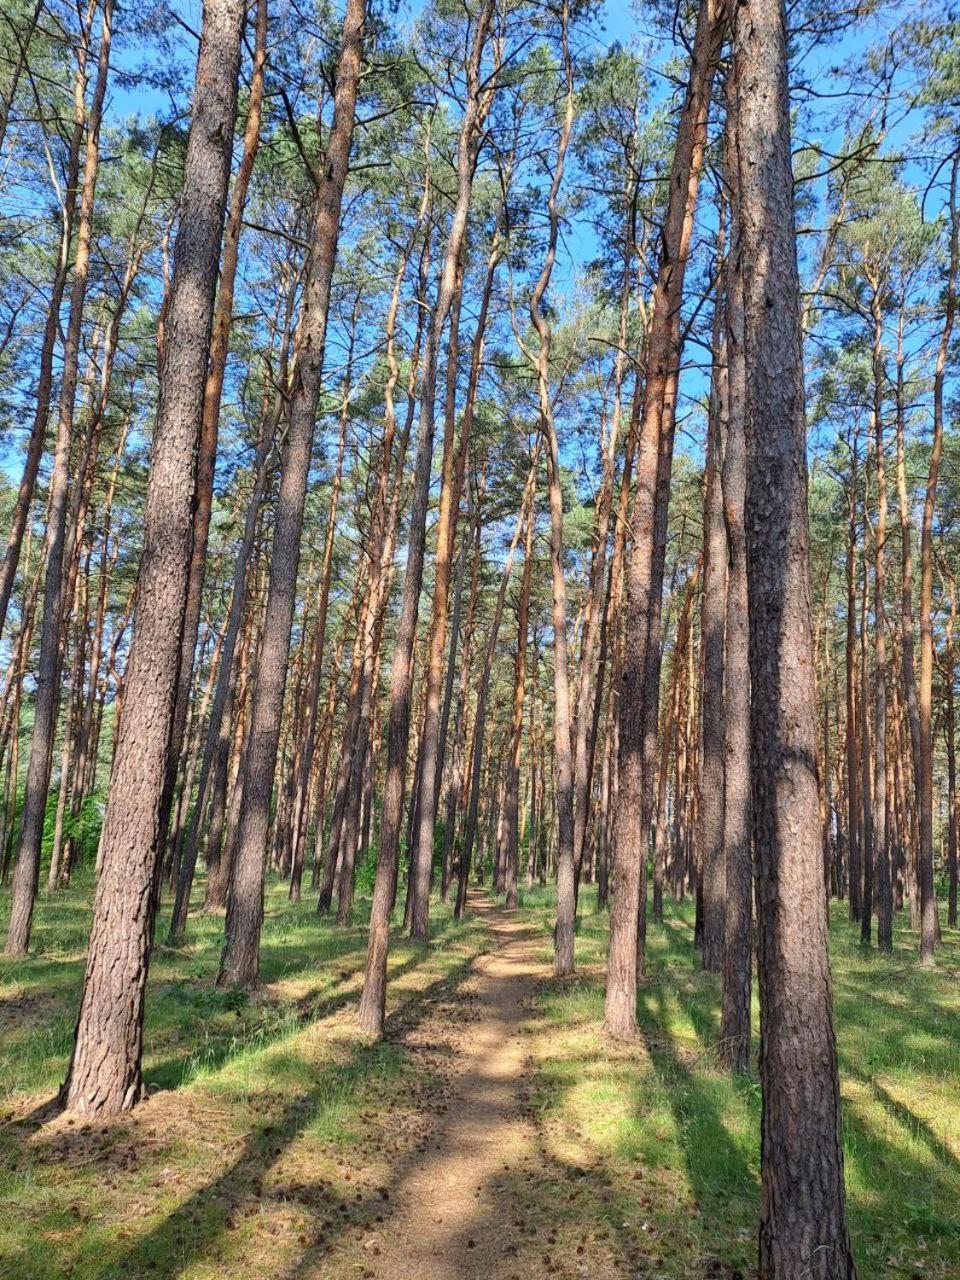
[0,871,488,1280]
[511,883,960,1279]
[2,870,958,1279]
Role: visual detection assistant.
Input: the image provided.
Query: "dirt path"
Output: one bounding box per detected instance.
[360,890,545,1280]
[6,889,635,1280]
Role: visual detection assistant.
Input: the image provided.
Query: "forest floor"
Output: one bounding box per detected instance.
[0,875,959,1279]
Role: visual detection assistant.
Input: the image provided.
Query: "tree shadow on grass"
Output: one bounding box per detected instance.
[637,986,758,1224]
[144,951,425,1092]
[0,952,479,1280]
[837,1084,960,1276]
[864,1076,960,1179]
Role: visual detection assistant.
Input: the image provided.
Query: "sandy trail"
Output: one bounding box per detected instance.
[360,890,546,1280]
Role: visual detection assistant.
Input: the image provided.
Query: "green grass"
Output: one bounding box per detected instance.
[1,871,958,1279]
[509,882,960,1279]
[0,871,489,1280]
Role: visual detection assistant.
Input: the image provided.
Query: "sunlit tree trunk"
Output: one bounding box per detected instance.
[894,303,921,918]
[603,0,722,1036]
[358,0,496,1034]
[4,0,113,957]
[516,0,577,976]
[62,0,248,1114]
[219,0,366,988]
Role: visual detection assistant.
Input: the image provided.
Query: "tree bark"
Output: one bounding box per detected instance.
[869,289,892,952]
[719,109,751,1072]
[845,427,861,923]
[357,0,496,1035]
[168,258,298,942]
[918,154,958,965]
[894,304,921,876]
[503,506,534,910]
[61,0,247,1115]
[698,241,729,975]
[158,0,267,868]
[5,0,114,956]
[219,0,366,988]
[515,0,577,977]
[731,1,856,1272]
[603,0,722,1036]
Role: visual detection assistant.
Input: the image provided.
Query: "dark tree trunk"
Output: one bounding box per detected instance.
[158,0,267,872]
[698,248,728,975]
[731,1,856,1272]
[859,551,874,944]
[845,429,861,924]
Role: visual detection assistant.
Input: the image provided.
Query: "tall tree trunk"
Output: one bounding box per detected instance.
[870,289,892,952]
[287,294,360,906]
[894,304,921,876]
[503,508,534,910]
[219,0,366,988]
[357,0,496,1035]
[699,242,729,975]
[845,427,861,923]
[573,184,636,888]
[944,570,958,928]
[731,2,856,1272]
[168,260,298,942]
[719,112,751,1071]
[159,0,268,866]
[405,256,466,935]
[603,0,722,1036]
[859,539,874,940]
[61,0,247,1115]
[440,489,484,901]
[919,154,958,965]
[5,0,114,957]
[514,0,577,977]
